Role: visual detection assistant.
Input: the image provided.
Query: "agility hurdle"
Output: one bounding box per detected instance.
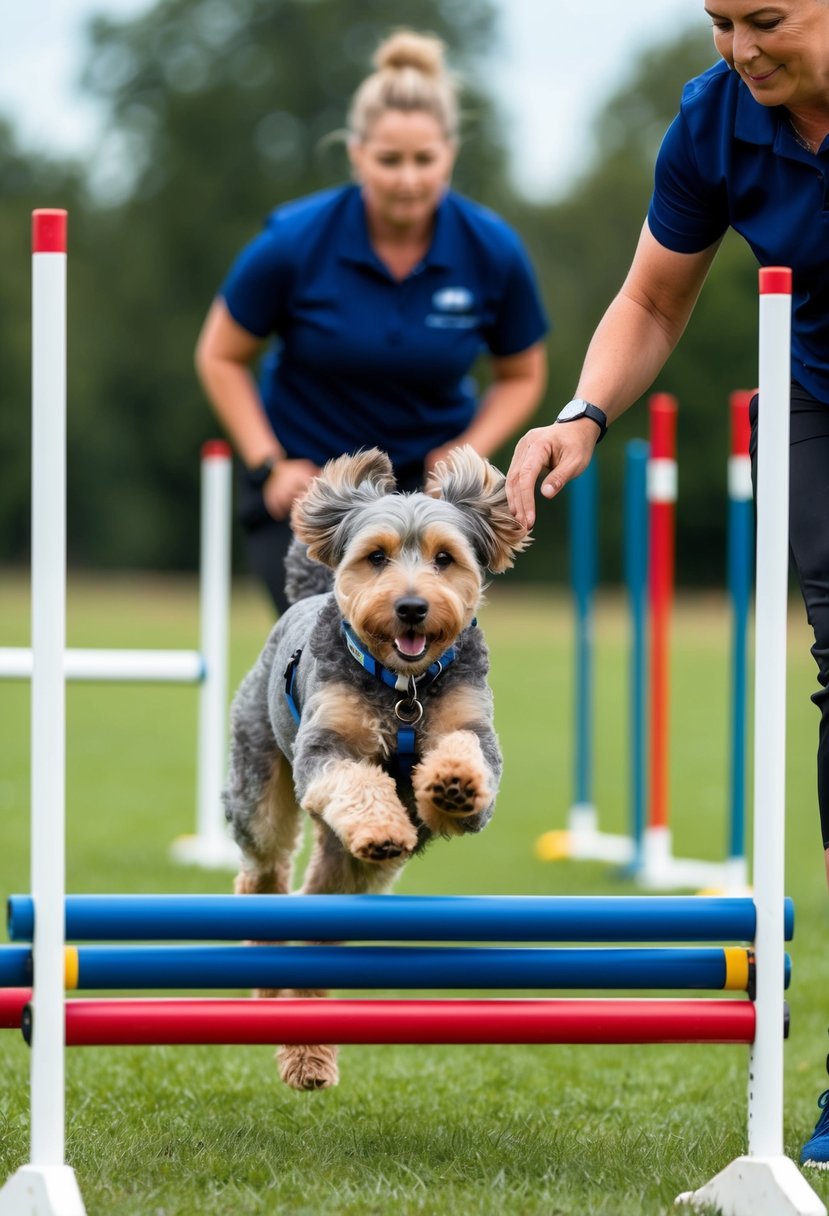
[0,217,823,1216]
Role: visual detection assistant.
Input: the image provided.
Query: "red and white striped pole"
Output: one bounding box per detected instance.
[642,393,678,887]
[0,213,85,1211]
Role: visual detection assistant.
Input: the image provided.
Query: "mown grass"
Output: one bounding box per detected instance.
[0,570,827,1215]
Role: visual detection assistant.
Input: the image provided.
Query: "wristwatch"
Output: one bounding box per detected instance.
[556,398,608,442]
[247,456,278,488]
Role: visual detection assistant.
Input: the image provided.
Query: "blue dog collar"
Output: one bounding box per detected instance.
[283,622,476,783]
[340,621,469,692]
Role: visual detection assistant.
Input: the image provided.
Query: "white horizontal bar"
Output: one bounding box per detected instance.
[0,647,205,683]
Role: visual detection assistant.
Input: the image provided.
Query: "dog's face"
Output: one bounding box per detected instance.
[291,447,529,676]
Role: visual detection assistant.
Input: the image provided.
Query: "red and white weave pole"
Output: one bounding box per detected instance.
[641,393,678,886]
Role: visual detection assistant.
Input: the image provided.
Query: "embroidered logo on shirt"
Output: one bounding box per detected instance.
[426,286,478,328]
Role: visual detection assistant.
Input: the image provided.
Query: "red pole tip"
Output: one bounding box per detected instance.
[729,390,753,457]
[649,393,678,459]
[759,267,791,295]
[32,209,68,253]
[201,439,232,460]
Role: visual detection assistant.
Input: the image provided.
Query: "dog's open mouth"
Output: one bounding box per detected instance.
[393,631,428,661]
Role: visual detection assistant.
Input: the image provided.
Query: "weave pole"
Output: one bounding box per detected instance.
[0,212,85,1215]
[724,390,754,892]
[677,274,824,1214]
[639,395,738,891]
[535,457,636,865]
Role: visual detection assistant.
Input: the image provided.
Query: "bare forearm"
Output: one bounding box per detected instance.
[575,295,679,420]
[197,355,283,469]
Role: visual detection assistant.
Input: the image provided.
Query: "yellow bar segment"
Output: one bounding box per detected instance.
[64,945,79,990]
[723,945,750,991]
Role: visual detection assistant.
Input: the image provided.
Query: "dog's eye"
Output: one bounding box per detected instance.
[367,550,388,568]
[434,551,454,570]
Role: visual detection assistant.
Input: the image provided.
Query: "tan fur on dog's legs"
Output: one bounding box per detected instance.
[276,819,407,1091]
[413,729,494,836]
[303,759,418,862]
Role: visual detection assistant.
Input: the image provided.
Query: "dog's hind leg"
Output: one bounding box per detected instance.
[230,749,302,899]
[226,740,303,1004]
[276,820,406,1091]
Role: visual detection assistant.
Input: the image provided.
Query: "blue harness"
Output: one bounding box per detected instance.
[283,621,474,780]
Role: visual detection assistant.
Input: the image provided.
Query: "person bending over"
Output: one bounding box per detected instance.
[506,0,829,1169]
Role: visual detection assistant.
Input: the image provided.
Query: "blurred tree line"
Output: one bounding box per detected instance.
[0,0,756,587]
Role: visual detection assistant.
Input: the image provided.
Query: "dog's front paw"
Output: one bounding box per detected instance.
[345,818,418,863]
[277,1043,339,1090]
[414,732,494,836]
[304,761,418,864]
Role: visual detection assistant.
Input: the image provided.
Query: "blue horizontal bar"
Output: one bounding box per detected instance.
[6,894,795,943]
[0,946,30,986]
[73,945,741,991]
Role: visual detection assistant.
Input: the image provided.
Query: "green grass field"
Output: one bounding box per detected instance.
[1,571,828,1215]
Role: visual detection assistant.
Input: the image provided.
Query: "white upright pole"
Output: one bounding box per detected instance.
[170,441,238,868]
[749,266,793,1158]
[677,269,825,1214]
[0,214,85,1214]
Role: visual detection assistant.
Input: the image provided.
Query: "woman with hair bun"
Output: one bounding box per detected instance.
[196,29,548,613]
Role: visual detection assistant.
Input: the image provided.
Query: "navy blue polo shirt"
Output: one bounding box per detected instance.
[648,60,829,402]
[220,185,548,474]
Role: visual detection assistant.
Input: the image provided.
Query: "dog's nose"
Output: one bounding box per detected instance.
[394,596,428,625]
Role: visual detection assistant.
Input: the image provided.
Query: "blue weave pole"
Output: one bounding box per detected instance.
[0,943,787,992]
[568,459,598,814]
[624,440,650,866]
[728,485,753,867]
[7,894,794,943]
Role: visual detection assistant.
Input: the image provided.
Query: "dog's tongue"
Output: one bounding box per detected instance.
[396,632,427,658]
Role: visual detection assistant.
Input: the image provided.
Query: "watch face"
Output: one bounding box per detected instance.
[558,400,585,421]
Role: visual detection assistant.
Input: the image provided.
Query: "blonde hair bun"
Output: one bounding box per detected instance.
[373,30,447,79]
[348,27,460,141]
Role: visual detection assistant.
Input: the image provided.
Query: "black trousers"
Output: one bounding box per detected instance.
[236,458,428,617]
[750,382,829,847]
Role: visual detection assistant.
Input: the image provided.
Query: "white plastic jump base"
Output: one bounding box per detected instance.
[567,803,634,864]
[636,825,737,892]
[169,831,240,870]
[535,803,635,866]
[0,1165,86,1216]
[675,1155,827,1216]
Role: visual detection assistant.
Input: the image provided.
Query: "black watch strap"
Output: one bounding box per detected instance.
[247,457,277,488]
[556,399,608,442]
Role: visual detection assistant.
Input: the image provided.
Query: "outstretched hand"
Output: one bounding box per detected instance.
[505,419,600,529]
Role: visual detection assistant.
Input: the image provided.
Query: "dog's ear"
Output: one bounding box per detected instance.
[425,445,530,573]
[291,448,396,567]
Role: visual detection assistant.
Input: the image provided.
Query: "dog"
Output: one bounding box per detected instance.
[223,445,529,1090]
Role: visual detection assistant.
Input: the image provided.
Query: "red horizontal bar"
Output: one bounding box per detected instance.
[0,988,30,1028]
[36,998,756,1046]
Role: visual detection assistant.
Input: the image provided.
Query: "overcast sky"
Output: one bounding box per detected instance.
[4,0,705,202]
